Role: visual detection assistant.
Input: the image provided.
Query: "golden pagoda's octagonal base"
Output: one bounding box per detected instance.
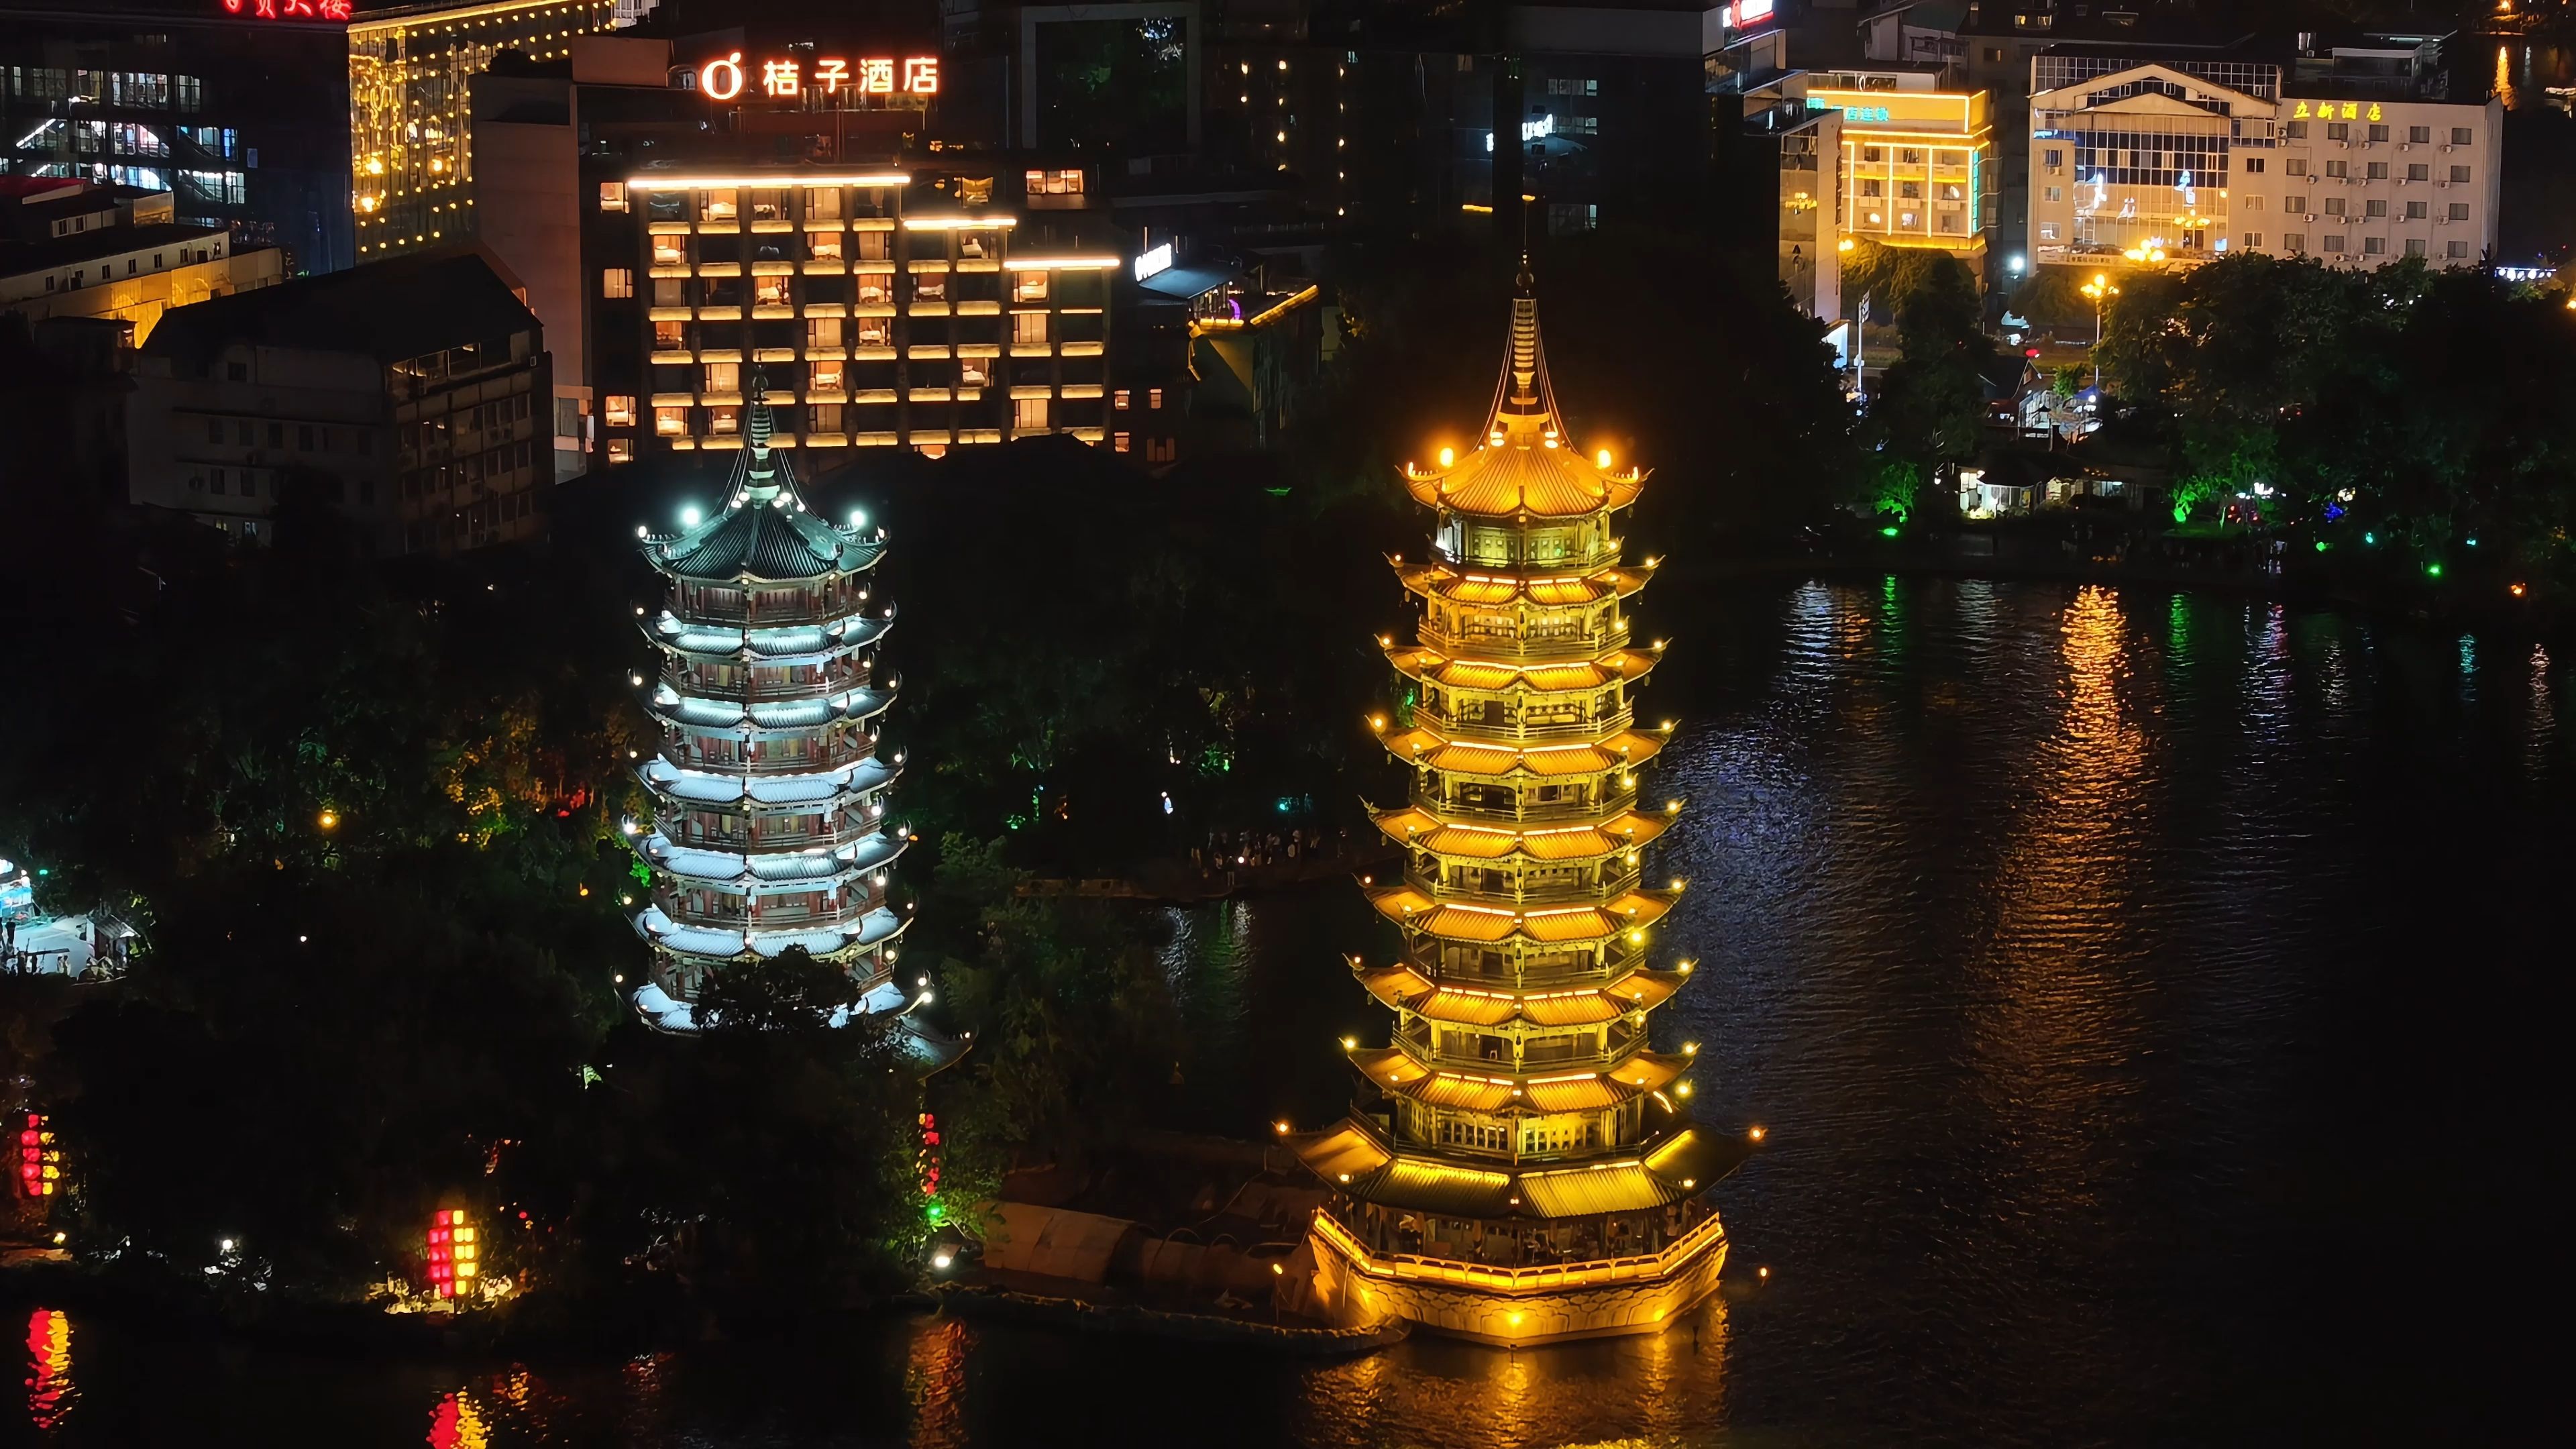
[1294,1211,1728,1347]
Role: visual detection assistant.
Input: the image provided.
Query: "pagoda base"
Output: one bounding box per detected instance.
[1295,1208,1727,1346]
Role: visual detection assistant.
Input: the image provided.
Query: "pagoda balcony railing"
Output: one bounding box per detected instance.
[1311,1200,1723,1285]
[656,816,884,853]
[671,600,867,628]
[1411,945,1646,989]
[1415,868,1644,908]
[652,895,878,930]
[1396,1031,1645,1073]
[665,669,868,704]
[1419,619,1627,664]
[1420,704,1635,745]
[669,741,881,776]
[1411,785,1641,826]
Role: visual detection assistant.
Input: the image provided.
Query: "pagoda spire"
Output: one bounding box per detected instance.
[1485,256,1561,436]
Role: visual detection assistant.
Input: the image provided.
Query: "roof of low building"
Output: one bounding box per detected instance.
[140,250,537,365]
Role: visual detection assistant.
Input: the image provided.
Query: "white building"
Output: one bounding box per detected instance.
[2028,62,2501,272]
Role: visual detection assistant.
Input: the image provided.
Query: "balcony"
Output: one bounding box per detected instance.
[1419,618,1626,663]
[1411,783,1640,826]
[1420,702,1635,745]
[1421,865,1644,908]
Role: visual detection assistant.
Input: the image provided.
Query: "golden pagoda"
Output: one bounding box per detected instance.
[1287,263,1753,1345]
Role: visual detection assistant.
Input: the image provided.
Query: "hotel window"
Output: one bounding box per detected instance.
[1013,396,1049,431]
[2449,165,2471,182]
[857,273,891,306]
[808,402,843,433]
[2324,234,2347,253]
[806,188,841,221]
[1861,146,1882,163]
[754,276,789,307]
[2242,197,2264,212]
[2284,232,2306,252]
[2326,122,2348,141]
[857,231,890,261]
[1899,181,1922,199]
[2242,158,2265,174]
[2404,238,2426,258]
[2284,121,2307,139]
[1935,150,1964,170]
[1938,183,1962,201]
[1937,212,1962,234]
[959,358,990,388]
[2368,124,2389,142]
[2043,148,2063,169]
[1148,388,1164,409]
[1012,311,1049,345]
[708,406,741,435]
[2285,194,2308,213]
[2451,127,2473,146]
[915,273,949,302]
[2365,199,2387,217]
[2366,162,2387,180]
[1014,270,1049,302]
[2408,162,2429,180]
[608,439,634,464]
[2405,200,2427,219]
[704,360,740,394]
[1114,431,1132,452]
[1899,149,1923,166]
[654,320,686,349]
[603,268,634,299]
[2409,125,2431,143]
[700,189,738,222]
[2363,237,2385,256]
[1147,438,1176,462]
[2447,239,2467,258]
[807,317,843,350]
[604,395,637,427]
[2324,199,2345,216]
[808,231,843,261]
[2039,223,2059,240]
[2284,159,2308,176]
[1114,389,1130,410]
[856,317,892,347]
[600,181,629,213]
[654,406,687,435]
[959,231,996,261]
[808,361,845,392]
[652,278,686,306]
[1025,168,1085,195]
[748,190,785,222]
[652,237,685,266]
[2243,232,2263,250]
[2325,160,2347,178]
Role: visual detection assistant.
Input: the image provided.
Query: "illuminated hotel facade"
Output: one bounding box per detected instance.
[1805,69,1994,265]
[347,0,620,261]
[596,164,1117,460]
[1287,266,1752,1346]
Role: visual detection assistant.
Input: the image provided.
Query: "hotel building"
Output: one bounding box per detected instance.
[347,0,621,262]
[2029,62,2501,272]
[596,163,1118,461]
[1805,66,1994,265]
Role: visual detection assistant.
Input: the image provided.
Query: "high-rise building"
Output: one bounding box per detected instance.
[627,390,916,1032]
[1287,266,1750,1345]
[598,163,1120,460]
[1805,66,1995,268]
[347,0,623,263]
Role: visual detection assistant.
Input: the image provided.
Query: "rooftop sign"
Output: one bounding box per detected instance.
[696,52,939,103]
[222,0,354,17]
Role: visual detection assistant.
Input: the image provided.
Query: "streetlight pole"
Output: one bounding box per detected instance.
[2080,273,2118,392]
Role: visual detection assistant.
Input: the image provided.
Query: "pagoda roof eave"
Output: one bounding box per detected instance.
[1391,557,1656,602]
[640,681,900,733]
[1354,961,1693,1024]
[1369,804,1676,861]
[632,903,912,963]
[1364,883,1680,943]
[643,610,895,663]
[635,755,901,808]
[1378,722,1671,777]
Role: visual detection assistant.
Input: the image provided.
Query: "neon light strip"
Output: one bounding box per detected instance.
[628,174,912,189]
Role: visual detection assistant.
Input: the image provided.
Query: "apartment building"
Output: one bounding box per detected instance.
[1805,65,1994,266]
[2029,61,2500,272]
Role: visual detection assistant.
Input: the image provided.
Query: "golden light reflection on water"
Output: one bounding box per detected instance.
[425,1387,491,1449]
[906,1311,973,1447]
[1290,1296,1729,1448]
[23,1309,72,1433]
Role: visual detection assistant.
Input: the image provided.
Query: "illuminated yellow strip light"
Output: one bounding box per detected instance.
[350,0,604,38]
[1191,284,1321,335]
[629,174,913,190]
[1002,256,1122,269]
[1309,1208,1725,1291]
[903,215,1017,229]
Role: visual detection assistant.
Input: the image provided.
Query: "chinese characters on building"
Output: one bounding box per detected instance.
[221,0,355,19]
[2292,101,2385,121]
[697,52,939,103]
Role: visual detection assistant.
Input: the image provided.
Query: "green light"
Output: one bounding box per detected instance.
[926,1203,946,1222]
[2314,541,2330,553]
[1879,525,1900,538]
[2363,532,2377,545]
[2465,537,2479,547]
[2426,563,2444,579]
[2171,504,2190,524]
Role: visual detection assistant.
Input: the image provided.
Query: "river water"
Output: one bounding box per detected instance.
[13,578,2568,1446]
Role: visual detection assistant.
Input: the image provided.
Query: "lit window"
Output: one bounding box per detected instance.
[652,237,685,266]
[809,231,843,262]
[608,438,634,464]
[1114,431,1132,452]
[1013,396,1049,431]
[701,189,737,221]
[600,181,629,213]
[654,406,686,435]
[1114,390,1130,411]
[602,268,634,299]
[1148,388,1163,409]
[1014,270,1049,302]
[708,406,740,435]
[808,402,843,433]
[704,361,739,394]
[1012,311,1048,345]
[809,362,845,392]
[604,395,637,427]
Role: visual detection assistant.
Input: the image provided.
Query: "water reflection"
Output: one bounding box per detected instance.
[425,1388,490,1449]
[23,1309,70,1433]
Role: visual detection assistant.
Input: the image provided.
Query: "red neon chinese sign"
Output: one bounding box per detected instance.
[222,0,355,19]
[698,52,939,103]
[17,1114,57,1199]
[425,1208,479,1299]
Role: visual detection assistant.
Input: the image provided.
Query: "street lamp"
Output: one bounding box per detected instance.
[2079,273,2120,390]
